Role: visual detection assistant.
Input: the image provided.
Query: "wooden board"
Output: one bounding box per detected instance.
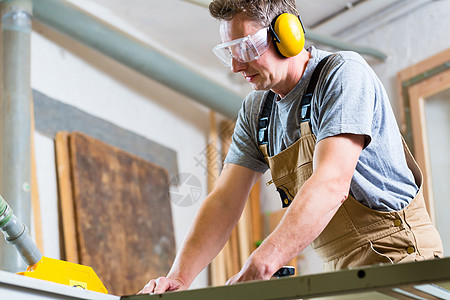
[407,69,450,223]
[55,132,79,263]
[69,131,175,296]
[30,99,44,253]
[208,112,227,286]
[397,48,450,133]
[397,49,450,223]
[249,181,262,252]
[219,120,240,278]
[267,209,297,273]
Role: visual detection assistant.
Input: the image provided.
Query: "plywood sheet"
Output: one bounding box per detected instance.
[69,131,175,296]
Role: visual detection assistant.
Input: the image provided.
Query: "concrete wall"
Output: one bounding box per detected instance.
[29,0,449,292]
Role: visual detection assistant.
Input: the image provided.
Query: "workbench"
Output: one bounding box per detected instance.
[1,258,449,299]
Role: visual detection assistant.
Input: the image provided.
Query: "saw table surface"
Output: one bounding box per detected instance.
[123,257,450,300]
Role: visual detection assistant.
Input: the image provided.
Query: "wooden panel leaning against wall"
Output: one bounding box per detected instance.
[54,131,176,296]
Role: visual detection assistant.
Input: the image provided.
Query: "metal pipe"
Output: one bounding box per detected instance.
[334,0,433,42]
[305,30,387,61]
[31,0,243,119]
[312,0,399,36]
[0,0,33,272]
[0,194,42,267]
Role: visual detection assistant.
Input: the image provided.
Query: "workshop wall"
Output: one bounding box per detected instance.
[356,0,450,122]
[29,0,449,292]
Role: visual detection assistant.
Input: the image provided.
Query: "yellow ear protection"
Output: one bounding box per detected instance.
[270,13,306,57]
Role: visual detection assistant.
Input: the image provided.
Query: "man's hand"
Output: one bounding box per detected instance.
[225,253,274,285]
[137,277,187,295]
[138,164,261,295]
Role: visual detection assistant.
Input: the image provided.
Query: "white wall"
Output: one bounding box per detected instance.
[353,0,450,122]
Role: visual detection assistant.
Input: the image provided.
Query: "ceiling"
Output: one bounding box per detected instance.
[63,0,431,92]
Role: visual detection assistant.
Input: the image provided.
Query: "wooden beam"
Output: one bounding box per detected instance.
[267,209,297,273]
[208,112,227,286]
[397,49,450,133]
[407,69,450,222]
[219,120,240,277]
[54,132,79,263]
[30,99,44,253]
[237,202,253,267]
[249,181,262,252]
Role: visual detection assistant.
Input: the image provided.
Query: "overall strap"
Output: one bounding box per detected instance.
[257,54,332,147]
[258,90,277,146]
[300,54,332,122]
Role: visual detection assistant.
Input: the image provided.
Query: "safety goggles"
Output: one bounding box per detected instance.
[213,27,270,68]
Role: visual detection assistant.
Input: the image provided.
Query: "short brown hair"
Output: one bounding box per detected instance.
[209,0,298,27]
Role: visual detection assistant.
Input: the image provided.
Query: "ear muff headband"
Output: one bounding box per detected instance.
[270,13,305,58]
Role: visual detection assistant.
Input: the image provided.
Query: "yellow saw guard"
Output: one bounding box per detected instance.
[17,256,108,294]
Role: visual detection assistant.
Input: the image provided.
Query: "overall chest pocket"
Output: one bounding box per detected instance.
[265,132,316,207]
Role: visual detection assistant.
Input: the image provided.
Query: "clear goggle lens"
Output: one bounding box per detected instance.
[213,27,269,68]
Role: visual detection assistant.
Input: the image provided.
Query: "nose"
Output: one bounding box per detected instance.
[231,57,246,73]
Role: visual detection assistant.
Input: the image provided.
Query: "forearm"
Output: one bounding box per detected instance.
[247,134,364,278]
[251,174,349,277]
[166,187,248,287]
[139,164,262,294]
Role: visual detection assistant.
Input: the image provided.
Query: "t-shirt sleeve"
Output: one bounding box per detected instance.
[224,95,269,174]
[312,54,375,148]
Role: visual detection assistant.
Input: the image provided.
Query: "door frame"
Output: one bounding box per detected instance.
[397,49,450,222]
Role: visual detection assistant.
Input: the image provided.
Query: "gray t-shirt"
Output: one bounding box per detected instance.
[224,46,418,212]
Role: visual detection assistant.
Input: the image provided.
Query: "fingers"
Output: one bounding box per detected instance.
[225,273,238,285]
[154,277,174,294]
[137,278,157,295]
[138,277,181,295]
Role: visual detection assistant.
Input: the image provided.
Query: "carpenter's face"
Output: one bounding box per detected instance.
[219,13,286,92]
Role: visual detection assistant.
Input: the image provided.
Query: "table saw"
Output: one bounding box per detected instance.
[2,257,449,299]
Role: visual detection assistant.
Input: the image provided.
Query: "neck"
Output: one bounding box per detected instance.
[272,49,310,98]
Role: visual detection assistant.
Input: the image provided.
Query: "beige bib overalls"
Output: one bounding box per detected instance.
[260,120,443,271]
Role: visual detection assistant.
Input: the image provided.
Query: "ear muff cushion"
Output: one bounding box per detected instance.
[272,13,305,57]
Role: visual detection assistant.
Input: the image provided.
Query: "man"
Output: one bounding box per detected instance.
[139,0,442,294]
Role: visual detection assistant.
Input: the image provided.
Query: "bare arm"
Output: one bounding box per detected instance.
[139,163,262,294]
[226,133,365,283]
